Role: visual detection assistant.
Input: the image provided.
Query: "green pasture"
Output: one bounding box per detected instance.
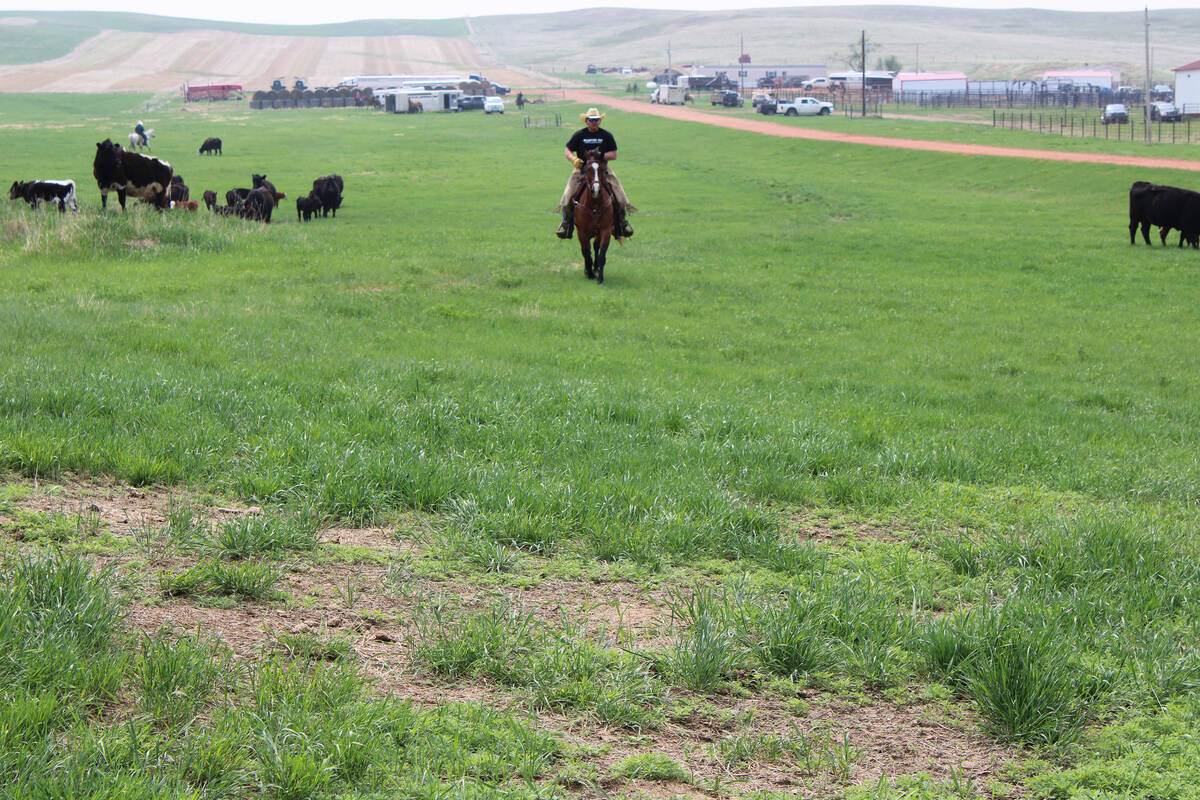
[2,95,1200,798]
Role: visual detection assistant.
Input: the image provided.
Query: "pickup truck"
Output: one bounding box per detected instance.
[757,96,834,116]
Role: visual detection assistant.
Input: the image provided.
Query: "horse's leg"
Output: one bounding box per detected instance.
[580,233,594,279]
[595,234,609,285]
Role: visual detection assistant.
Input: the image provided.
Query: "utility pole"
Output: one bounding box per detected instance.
[915,44,919,75]
[1144,7,1151,142]
[861,30,867,118]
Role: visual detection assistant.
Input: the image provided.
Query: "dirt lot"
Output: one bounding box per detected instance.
[0,27,539,93]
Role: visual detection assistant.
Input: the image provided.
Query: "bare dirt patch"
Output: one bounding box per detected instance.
[0,475,1022,795]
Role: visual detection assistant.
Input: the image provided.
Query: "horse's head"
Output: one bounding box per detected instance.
[583,149,608,198]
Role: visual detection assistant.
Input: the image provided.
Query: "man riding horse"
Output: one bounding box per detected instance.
[556,107,634,239]
[134,121,148,147]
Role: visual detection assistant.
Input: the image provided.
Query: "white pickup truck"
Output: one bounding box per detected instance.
[758,96,834,116]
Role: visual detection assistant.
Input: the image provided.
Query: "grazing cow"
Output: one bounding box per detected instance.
[167,174,189,203]
[212,205,238,217]
[296,193,321,222]
[93,139,172,210]
[170,200,199,211]
[241,186,275,223]
[226,187,252,207]
[312,174,344,218]
[198,137,222,156]
[9,179,79,213]
[1129,181,1200,248]
[202,189,217,211]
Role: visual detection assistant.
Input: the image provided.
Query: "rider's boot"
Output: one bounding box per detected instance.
[556,209,574,239]
[615,205,634,238]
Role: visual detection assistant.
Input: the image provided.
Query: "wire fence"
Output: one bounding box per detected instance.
[992,110,1200,144]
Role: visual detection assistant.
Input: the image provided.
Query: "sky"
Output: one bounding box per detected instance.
[2,0,1186,26]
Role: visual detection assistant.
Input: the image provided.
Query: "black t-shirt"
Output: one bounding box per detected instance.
[566,127,617,158]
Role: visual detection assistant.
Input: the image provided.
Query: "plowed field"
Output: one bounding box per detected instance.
[0,28,537,93]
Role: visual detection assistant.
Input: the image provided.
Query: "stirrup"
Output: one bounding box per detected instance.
[556,221,572,239]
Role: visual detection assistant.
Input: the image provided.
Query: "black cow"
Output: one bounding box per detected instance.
[199,137,222,156]
[251,174,285,208]
[202,189,217,210]
[9,179,78,213]
[312,174,343,218]
[93,139,172,210]
[1130,181,1200,249]
[297,193,321,222]
[226,187,252,207]
[167,174,189,203]
[242,187,275,223]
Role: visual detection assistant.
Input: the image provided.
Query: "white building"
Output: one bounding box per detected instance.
[891,72,968,96]
[691,64,826,88]
[1174,60,1200,115]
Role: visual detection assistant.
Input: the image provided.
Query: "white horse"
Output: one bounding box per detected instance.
[128,128,155,151]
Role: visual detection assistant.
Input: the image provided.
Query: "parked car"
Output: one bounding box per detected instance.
[710,89,743,107]
[1101,103,1129,125]
[1151,101,1181,122]
[801,77,830,90]
[483,96,505,114]
[457,95,485,111]
[751,92,775,110]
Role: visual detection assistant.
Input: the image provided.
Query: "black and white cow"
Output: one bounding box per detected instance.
[8,180,79,213]
[92,138,172,211]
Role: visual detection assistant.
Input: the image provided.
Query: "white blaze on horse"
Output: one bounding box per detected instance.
[128,128,155,151]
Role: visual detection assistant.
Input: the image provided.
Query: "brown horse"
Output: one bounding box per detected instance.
[573,149,615,284]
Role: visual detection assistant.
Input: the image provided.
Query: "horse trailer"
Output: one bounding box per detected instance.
[650,84,688,105]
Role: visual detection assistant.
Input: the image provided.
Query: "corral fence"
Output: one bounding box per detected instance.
[897,84,1151,110]
[524,113,563,128]
[993,110,1200,144]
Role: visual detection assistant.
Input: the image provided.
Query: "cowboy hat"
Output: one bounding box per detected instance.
[580,107,605,121]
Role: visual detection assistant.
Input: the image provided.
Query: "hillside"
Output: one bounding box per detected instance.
[0,6,1197,93]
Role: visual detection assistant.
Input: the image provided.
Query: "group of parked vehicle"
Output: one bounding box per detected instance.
[1101,101,1182,125]
[456,95,505,113]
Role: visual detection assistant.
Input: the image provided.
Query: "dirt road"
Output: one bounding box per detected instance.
[567,90,1200,173]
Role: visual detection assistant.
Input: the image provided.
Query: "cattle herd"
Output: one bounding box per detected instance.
[7,133,344,226]
[1129,181,1200,249]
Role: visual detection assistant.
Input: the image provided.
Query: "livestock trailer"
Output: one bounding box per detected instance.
[891,72,968,98]
[378,88,464,112]
[650,84,688,104]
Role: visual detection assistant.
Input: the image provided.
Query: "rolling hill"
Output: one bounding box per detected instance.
[0,6,1197,94]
